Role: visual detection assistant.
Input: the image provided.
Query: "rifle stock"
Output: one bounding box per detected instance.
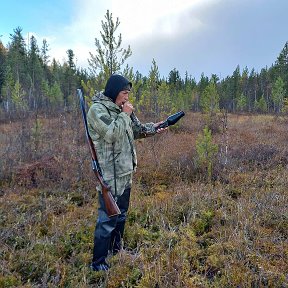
[77,89,121,217]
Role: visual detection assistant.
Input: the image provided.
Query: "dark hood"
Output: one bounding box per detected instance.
[104,74,132,102]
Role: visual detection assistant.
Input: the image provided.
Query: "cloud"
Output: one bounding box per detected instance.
[30,0,288,80]
[44,0,217,74]
[112,0,207,39]
[118,0,220,77]
[36,0,109,67]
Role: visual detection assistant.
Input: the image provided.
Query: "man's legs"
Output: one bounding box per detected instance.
[109,188,131,254]
[91,188,131,271]
[91,192,117,271]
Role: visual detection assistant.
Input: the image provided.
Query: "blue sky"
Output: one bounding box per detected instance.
[1,0,72,34]
[1,0,288,80]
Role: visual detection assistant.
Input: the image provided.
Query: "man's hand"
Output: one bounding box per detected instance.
[154,121,168,133]
[122,101,134,115]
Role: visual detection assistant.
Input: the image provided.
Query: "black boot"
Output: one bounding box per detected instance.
[92,235,111,263]
[91,193,118,271]
[110,220,126,255]
[90,261,109,272]
[109,188,130,255]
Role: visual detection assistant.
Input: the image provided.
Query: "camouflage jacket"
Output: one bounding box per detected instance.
[87,92,156,182]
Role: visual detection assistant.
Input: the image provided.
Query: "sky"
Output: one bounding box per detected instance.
[1,0,287,81]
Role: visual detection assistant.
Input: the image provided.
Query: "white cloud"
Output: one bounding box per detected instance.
[113,0,207,39]
[4,0,287,79]
[43,0,215,71]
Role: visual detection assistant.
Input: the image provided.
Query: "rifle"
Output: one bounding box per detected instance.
[77,89,121,217]
[156,111,185,130]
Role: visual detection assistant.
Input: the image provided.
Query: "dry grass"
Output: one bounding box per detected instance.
[0,112,287,287]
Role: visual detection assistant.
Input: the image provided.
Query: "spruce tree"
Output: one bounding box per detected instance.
[0,41,7,105]
[7,27,28,86]
[275,42,288,93]
[28,35,44,109]
[272,76,286,113]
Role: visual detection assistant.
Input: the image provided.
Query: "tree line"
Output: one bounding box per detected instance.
[0,11,287,121]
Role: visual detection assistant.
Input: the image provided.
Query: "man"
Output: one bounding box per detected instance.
[87,74,166,271]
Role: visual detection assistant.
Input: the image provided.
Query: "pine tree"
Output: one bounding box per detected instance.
[158,81,172,115]
[236,93,247,112]
[259,95,268,113]
[122,65,136,106]
[11,80,27,111]
[88,10,132,82]
[199,81,219,114]
[140,59,160,116]
[196,126,218,182]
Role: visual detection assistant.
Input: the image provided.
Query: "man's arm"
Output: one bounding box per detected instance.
[130,112,166,139]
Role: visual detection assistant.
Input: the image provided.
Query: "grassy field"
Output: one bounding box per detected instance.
[0,112,287,287]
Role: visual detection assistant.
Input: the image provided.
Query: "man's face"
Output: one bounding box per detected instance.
[115,90,130,107]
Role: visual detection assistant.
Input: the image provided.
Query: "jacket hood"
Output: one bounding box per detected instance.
[91,91,121,113]
[104,74,132,102]
[92,91,110,102]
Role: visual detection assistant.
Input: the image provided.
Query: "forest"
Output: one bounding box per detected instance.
[1,18,288,120]
[0,10,287,288]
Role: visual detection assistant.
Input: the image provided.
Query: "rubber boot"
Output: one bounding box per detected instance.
[91,192,118,270]
[109,220,126,255]
[109,188,131,254]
